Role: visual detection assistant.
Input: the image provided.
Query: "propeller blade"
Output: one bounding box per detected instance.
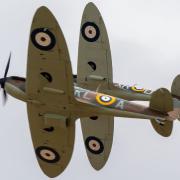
[2,89,7,105]
[4,53,11,79]
[0,52,11,105]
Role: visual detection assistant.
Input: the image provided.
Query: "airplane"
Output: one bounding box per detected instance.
[1,3,180,178]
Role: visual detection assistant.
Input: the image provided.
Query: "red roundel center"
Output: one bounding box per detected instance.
[45,153,51,157]
[41,37,46,41]
[89,30,92,34]
[92,143,97,147]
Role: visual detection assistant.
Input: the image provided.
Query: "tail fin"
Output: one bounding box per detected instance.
[171,74,180,98]
[171,75,180,120]
[150,88,173,113]
[150,88,173,137]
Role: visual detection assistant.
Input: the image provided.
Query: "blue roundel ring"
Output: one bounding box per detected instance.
[31,28,56,51]
[85,136,104,154]
[81,22,100,42]
[35,146,60,163]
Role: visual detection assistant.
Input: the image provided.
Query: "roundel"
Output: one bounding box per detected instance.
[81,22,100,42]
[35,146,60,163]
[85,136,104,154]
[31,28,56,51]
[96,93,116,106]
[131,85,145,93]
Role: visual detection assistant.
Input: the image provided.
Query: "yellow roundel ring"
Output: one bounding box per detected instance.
[131,86,145,93]
[96,93,116,106]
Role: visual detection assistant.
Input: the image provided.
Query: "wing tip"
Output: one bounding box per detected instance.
[89,158,108,171]
[36,5,49,12]
[33,6,54,19]
[86,2,97,8]
[83,2,100,14]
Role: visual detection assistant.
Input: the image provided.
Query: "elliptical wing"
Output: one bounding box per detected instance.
[77,2,114,170]
[26,6,75,177]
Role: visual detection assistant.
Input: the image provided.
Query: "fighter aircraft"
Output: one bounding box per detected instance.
[1,3,180,178]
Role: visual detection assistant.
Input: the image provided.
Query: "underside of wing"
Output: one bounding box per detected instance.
[26,6,75,177]
[77,3,112,88]
[77,2,114,170]
[27,105,75,177]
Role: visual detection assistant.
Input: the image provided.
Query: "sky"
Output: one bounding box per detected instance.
[0,0,180,180]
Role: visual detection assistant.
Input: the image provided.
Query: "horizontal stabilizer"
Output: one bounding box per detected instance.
[150,120,173,137]
[150,88,173,137]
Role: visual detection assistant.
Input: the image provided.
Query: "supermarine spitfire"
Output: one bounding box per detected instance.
[1,2,180,178]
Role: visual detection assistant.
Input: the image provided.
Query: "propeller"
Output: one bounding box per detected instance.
[0,53,11,104]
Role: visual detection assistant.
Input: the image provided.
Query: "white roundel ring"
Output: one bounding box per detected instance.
[31,28,56,51]
[84,25,97,39]
[85,136,104,154]
[40,149,56,161]
[96,93,116,106]
[100,95,111,102]
[131,85,145,93]
[35,146,60,163]
[35,32,51,47]
[89,139,101,151]
[81,22,100,42]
